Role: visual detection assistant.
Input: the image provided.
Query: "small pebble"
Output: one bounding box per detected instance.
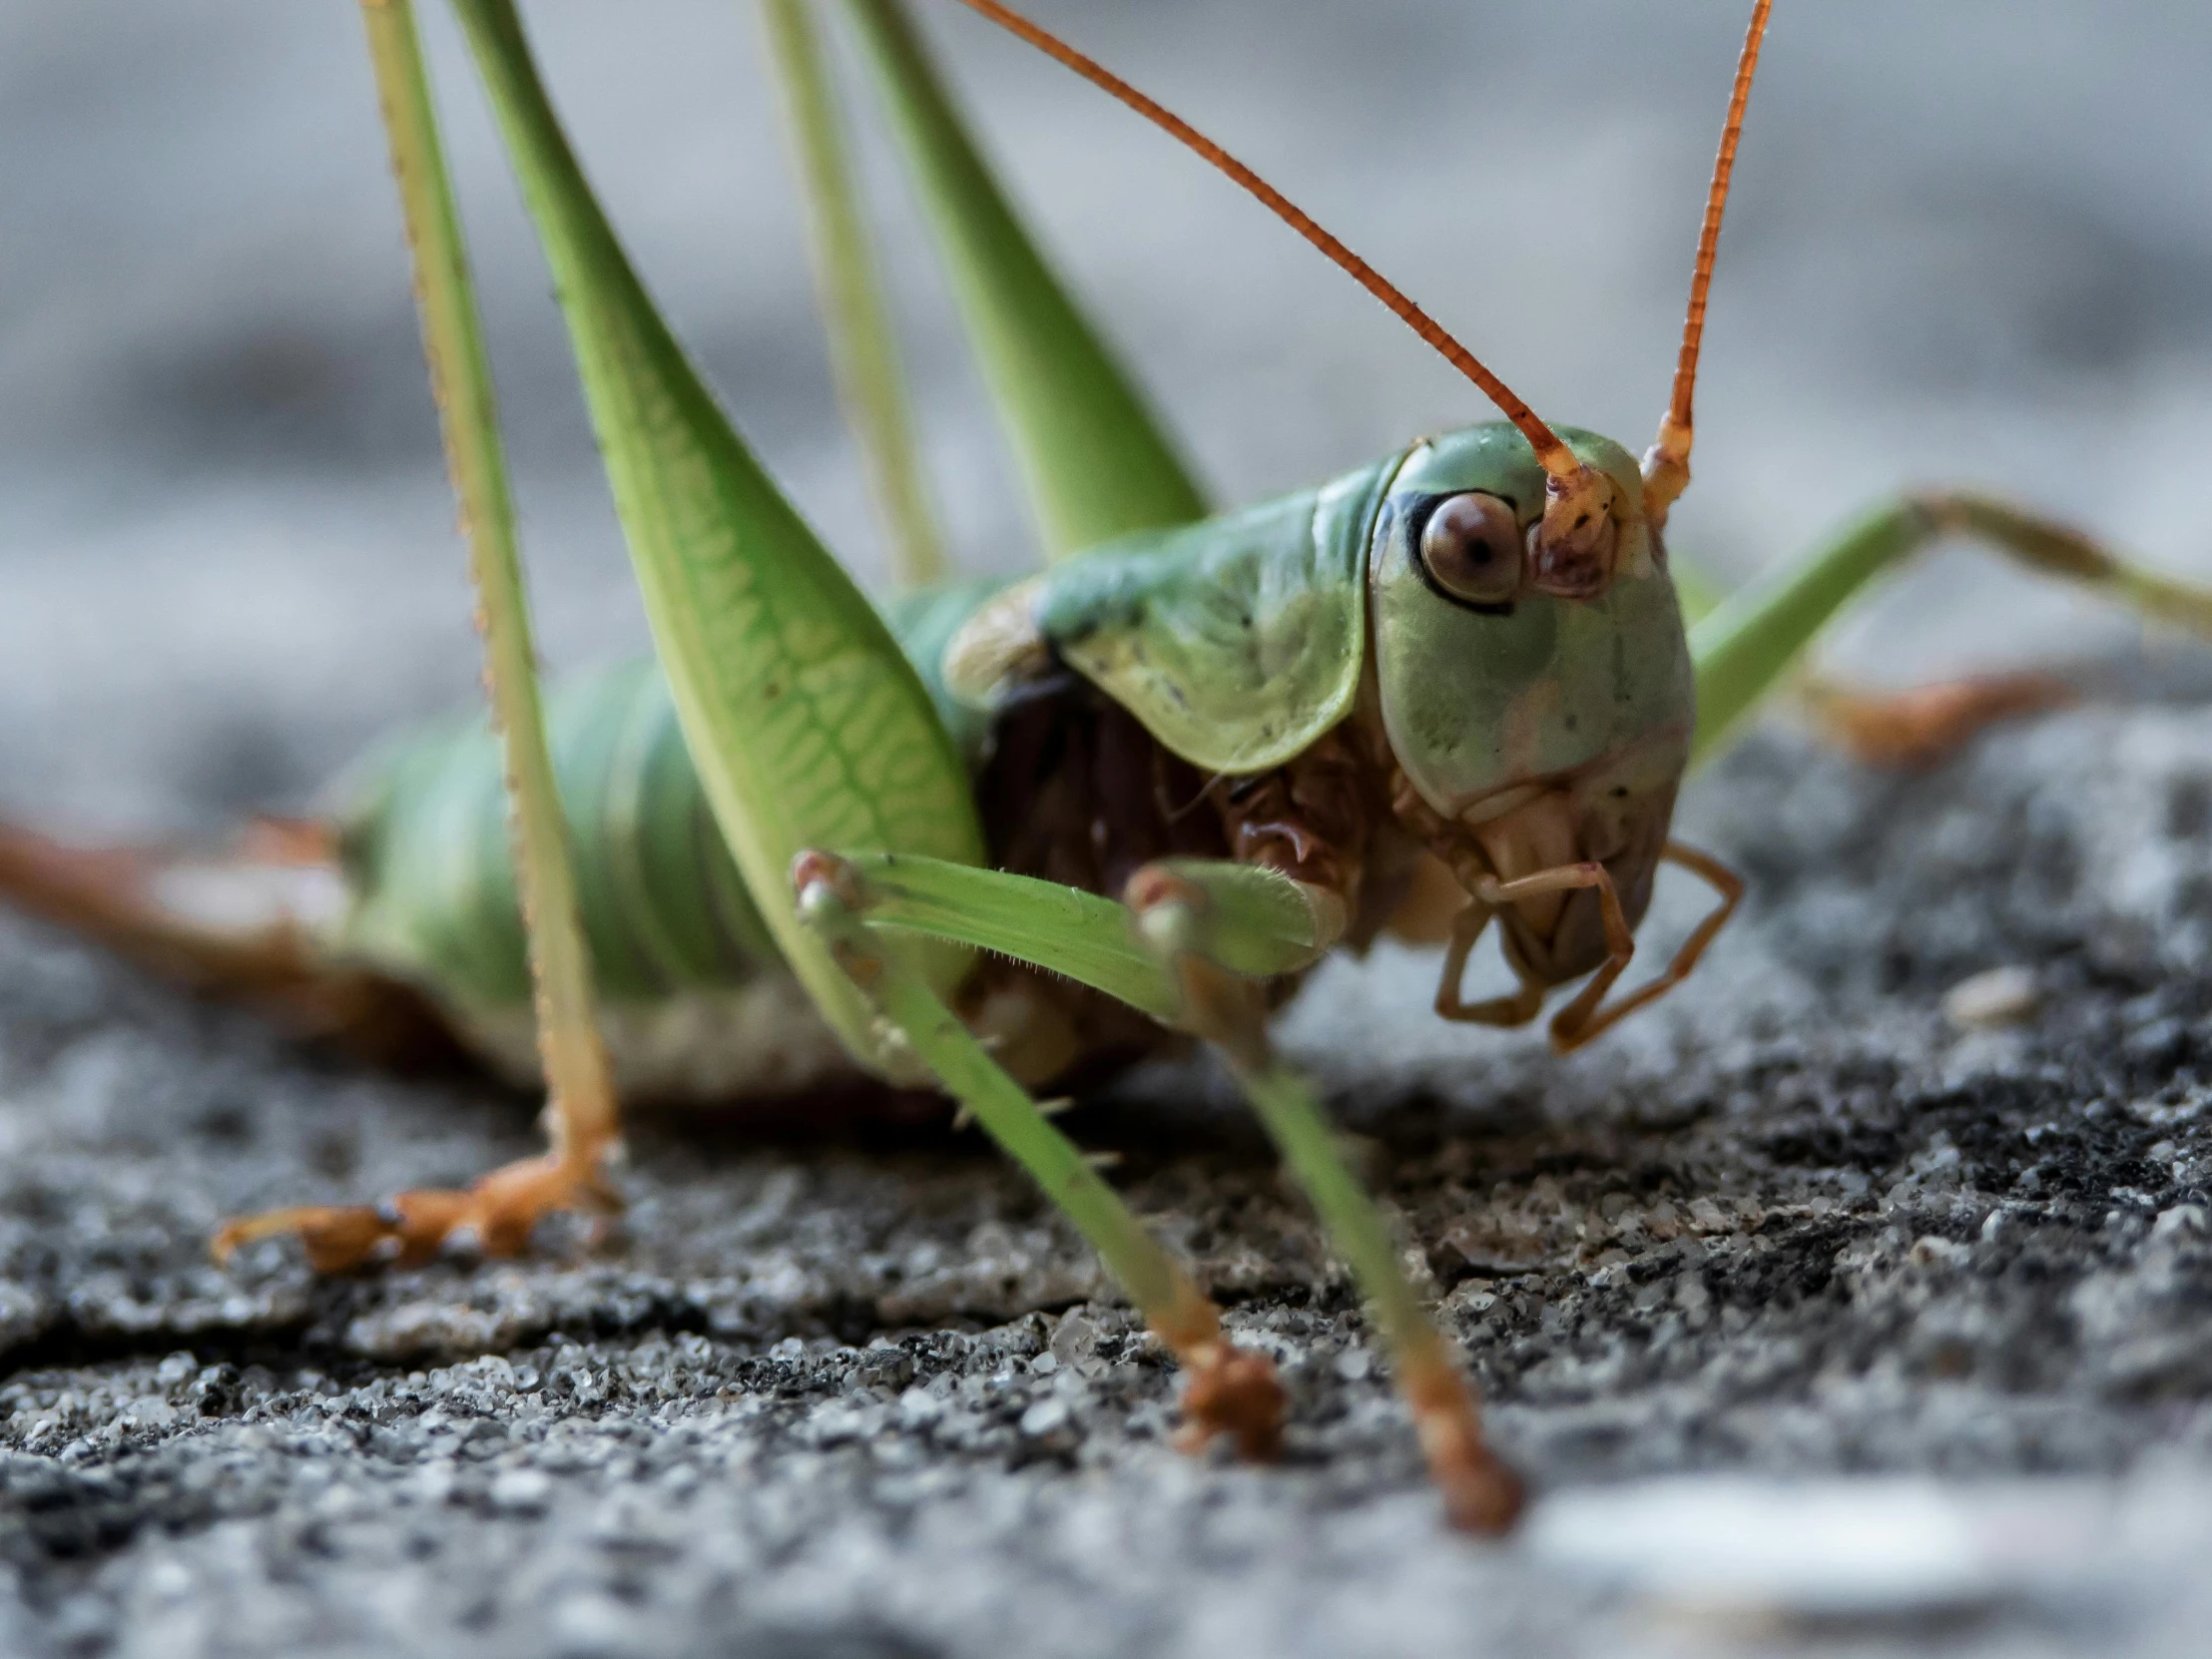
[1942,965,2040,1031]
[1018,1398,1071,1438]
[487,1468,553,1514]
[2152,1205,2208,1241]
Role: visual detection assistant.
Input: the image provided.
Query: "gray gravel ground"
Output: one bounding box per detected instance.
[6,707,2212,1658]
[6,2,2212,1655]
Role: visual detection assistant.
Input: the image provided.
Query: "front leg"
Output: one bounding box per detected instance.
[1428,846,1741,1053]
[1123,859,1522,1533]
[793,855,1285,1461]
[1432,900,1544,1029]
[805,848,1521,1531]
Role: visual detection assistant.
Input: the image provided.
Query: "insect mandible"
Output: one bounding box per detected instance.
[3,0,2210,1533]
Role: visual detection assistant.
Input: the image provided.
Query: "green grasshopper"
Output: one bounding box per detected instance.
[5,0,2211,1532]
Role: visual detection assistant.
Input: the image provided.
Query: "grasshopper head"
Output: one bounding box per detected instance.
[1371,422,1695,980]
[940,0,1767,1009]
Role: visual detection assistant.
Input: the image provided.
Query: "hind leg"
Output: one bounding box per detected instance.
[220,0,631,1274]
[1692,492,2212,769]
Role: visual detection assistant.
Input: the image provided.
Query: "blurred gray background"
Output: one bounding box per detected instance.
[3,0,2211,835]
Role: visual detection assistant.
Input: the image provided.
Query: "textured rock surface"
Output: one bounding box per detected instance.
[4,705,2212,1657]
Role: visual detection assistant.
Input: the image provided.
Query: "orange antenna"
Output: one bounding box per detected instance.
[1643,0,1773,524]
[939,0,1585,487]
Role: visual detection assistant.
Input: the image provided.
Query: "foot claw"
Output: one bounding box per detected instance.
[1434,1444,1526,1537]
[1173,1342,1287,1462]
[1404,1351,1525,1535]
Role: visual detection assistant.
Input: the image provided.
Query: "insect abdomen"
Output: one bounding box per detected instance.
[335,659,776,1007]
[328,578,1011,1042]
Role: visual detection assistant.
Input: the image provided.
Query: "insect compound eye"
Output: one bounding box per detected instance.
[1416,492,1524,608]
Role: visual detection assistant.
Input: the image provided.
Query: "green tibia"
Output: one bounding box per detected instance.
[1688,491,2212,766]
[793,866,1227,1360]
[1231,1058,1430,1369]
[842,0,1209,556]
[831,852,1179,1023]
[358,0,617,1154]
[447,0,983,1078]
[829,850,1341,1021]
[1114,863,1438,1365]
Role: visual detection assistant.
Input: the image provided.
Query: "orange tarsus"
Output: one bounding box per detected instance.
[212,1150,624,1274]
[938,0,1583,486]
[1643,0,1774,523]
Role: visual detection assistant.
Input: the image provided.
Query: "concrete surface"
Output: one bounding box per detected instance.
[4,2,2212,1655]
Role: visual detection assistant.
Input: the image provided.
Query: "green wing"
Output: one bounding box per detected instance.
[1023,453,1400,775]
